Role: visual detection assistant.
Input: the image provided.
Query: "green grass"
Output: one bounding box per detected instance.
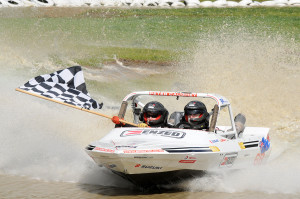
[73,46,176,67]
[0,7,299,67]
[81,7,300,18]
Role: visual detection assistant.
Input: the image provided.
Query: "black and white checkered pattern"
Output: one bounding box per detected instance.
[19,66,103,110]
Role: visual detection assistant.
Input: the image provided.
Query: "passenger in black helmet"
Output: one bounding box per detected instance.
[176,101,209,130]
[139,101,169,128]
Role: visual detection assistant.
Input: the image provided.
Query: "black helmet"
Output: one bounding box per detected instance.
[140,101,168,126]
[184,101,208,125]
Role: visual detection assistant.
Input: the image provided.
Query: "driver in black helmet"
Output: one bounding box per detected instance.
[112,101,168,128]
[139,101,169,128]
[175,101,209,130]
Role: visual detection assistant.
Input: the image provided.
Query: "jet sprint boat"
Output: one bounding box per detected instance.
[85,91,271,186]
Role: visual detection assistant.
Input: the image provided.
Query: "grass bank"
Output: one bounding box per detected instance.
[0,7,299,67]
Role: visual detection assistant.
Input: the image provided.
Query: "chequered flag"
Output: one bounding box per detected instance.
[19,66,103,110]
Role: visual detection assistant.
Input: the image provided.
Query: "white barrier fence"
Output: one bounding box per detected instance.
[0,0,299,8]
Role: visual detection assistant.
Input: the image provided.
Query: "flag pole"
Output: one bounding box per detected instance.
[15,88,138,127]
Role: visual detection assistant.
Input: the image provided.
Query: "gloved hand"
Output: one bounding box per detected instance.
[138,123,148,128]
[112,116,126,126]
[111,116,121,124]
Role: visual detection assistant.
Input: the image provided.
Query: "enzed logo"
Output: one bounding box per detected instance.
[121,129,186,139]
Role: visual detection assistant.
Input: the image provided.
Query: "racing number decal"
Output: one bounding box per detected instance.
[254,136,270,165]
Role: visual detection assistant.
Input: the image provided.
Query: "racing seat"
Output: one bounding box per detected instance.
[168,111,184,127]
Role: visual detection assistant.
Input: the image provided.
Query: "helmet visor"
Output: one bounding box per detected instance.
[144,112,162,123]
[185,113,204,124]
[146,112,160,118]
[187,114,203,121]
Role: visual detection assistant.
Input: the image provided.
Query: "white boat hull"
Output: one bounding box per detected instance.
[86,126,271,185]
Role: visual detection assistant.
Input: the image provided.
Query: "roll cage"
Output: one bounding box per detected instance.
[117,91,238,139]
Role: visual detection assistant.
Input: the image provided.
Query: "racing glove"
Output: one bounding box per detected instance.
[138,123,148,128]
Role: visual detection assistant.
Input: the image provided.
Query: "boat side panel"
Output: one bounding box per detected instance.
[86,127,271,174]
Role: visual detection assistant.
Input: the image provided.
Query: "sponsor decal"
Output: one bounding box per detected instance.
[123,149,164,153]
[209,139,219,144]
[209,138,227,144]
[121,129,186,139]
[135,164,162,170]
[134,156,154,159]
[259,136,270,154]
[94,147,115,153]
[115,145,137,150]
[219,98,229,104]
[149,91,197,97]
[184,156,196,160]
[179,155,197,163]
[220,153,238,167]
[254,135,271,165]
[179,160,196,163]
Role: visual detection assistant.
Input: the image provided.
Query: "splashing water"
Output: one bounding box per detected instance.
[0,11,299,196]
[173,29,300,194]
